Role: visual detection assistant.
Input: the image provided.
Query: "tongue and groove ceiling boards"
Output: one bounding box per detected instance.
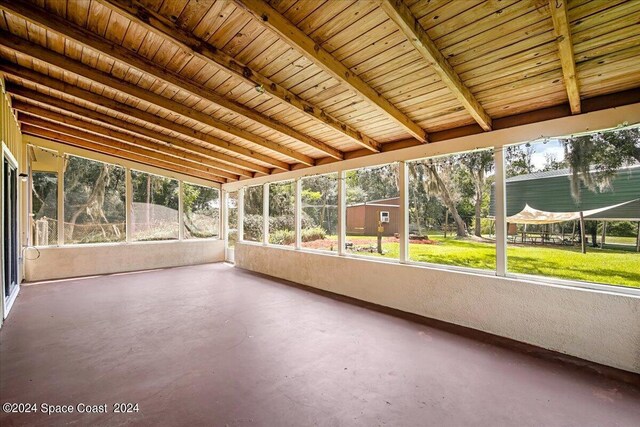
[1,0,639,183]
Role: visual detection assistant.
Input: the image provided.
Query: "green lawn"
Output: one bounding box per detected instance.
[341,234,639,288]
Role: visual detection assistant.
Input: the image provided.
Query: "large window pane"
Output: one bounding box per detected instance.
[408,151,496,270]
[502,127,640,288]
[183,182,220,239]
[131,170,179,241]
[63,155,126,244]
[227,191,238,248]
[268,181,295,246]
[32,171,58,246]
[345,163,399,259]
[243,185,263,242]
[301,173,338,252]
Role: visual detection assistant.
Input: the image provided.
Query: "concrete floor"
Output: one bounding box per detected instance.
[0,263,639,426]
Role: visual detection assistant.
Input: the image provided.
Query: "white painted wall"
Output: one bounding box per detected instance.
[235,243,640,374]
[25,239,225,282]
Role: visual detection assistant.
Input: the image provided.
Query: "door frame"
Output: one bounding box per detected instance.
[2,143,20,319]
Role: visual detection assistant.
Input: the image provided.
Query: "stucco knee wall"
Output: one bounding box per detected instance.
[234,243,640,373]
[25,240,225,282]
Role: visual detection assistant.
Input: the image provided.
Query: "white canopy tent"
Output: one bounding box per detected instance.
[506,199,640,225]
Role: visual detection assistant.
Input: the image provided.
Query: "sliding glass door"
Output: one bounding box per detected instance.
[3,154,19,313]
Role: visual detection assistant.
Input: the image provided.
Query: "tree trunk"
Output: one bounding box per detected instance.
[426,165,467,237]
[474,169,484,237]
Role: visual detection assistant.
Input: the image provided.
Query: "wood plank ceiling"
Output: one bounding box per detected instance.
[0,0,639,184]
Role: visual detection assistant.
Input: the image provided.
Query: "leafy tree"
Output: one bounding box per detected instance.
[302,174,338,235]
[64,156,125,242]
[506,144,535,178]
[542,152,567,171]
[459,151,493,237]
[410,160,467,237]
[563,127,640,201]
[183,183,219,238]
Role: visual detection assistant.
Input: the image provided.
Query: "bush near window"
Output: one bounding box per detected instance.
[244,212,321,242]
[302,227,326,242]
[266,227,327,246]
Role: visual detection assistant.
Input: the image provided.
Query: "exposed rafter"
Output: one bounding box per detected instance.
[8,84,283,177]
[233,0,428,143]
[17,109,244,180]
[21,115,236,181]
[96,0,381,153]
[0,0,344,160]
[0,61,279,172]
[549,0,581,114]
[380,0,492,131]
[12,99,257,179]
[21,124,227,184]
[0,31,313,165]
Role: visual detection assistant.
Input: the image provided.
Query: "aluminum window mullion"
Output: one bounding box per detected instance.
[399,161,409,263]
[263,183,269,246]
[494,147,507,276]
[337,170,346,256]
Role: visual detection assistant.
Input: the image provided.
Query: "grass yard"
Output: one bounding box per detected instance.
[340,234,639,288]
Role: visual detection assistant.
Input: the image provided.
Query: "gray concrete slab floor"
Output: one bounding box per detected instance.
[1,263,639,426]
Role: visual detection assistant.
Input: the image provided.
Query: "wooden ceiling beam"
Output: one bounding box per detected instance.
[12,99,254,178]
[0,0,343,160]
[17,109,242,180]
[0,29,314,166]
[6,83,275,175]
[233,0,428,143]
[549,0,581,114]
[21,124,226,184]
[20,115,235,182]
[381,0,492,131]
[96,0,381,153]
[0,58,287,172]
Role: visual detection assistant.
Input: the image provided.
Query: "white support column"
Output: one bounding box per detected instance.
[56,151,64,245]
[337,170,346,255]
[125,167,132,243]
[295,178,302,249]
[494,146,507,276]
[263,183,269,245]
[398,161,409,263]
[178,181,185,240]
[237,188,244,241]
[222,190,228,244]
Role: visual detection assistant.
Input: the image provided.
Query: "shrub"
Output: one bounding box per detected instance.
[607,221,637,237]
[269,229,295,245]
[242,214,263,241]
[301,227,326,242]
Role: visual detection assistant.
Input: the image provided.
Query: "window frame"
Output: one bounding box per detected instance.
[25,138,222,247]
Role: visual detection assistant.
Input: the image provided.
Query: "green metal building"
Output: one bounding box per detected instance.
[490,166,640,220]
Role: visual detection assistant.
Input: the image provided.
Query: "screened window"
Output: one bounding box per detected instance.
[183,182,220,239]
[502,128,640,288]
[31,171,58,246]
[301,173,338,251]
[227,191,238,248]
[345,163,399,259]
[63,155,126,244]
[408,150,495,270]
[268,181,295,246]
[131,170,179,241]
[243,185,263,242]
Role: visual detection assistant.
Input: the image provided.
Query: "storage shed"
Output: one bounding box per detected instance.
[346,197,400,236]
